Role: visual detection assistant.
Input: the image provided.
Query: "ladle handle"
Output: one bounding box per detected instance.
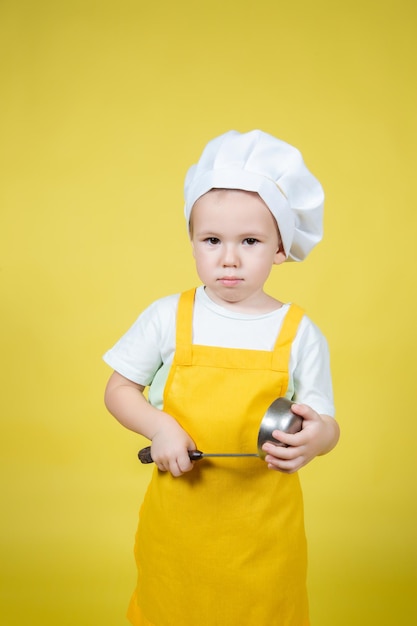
[138,446,203,464]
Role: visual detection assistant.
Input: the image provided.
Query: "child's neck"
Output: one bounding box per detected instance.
[204,287,283,315]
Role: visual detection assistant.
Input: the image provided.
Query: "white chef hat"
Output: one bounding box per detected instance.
[184,129,324,261]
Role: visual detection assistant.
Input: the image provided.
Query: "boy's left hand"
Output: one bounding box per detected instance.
[262,403,339,474]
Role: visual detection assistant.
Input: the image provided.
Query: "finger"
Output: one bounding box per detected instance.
[290,403,317,421]
[166,454,190,477]
[262,441,289,459]
[262,435,300,456]
[172,462,194,477]
[169,463,182,478]
[265,455,302,474]
[263,447,299,466]
[271,429,305,447]
[177,453,194,473]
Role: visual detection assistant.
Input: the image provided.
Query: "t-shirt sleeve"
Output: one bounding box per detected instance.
[102,295,178,386]
[290,317,335,417]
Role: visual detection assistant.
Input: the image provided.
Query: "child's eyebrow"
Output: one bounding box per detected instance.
[193,229,221,237]
[240,231,267,238]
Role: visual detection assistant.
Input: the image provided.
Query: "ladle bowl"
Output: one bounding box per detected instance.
[256,397,302,459]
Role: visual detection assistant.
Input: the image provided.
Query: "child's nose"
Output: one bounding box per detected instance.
[222,245,239,267]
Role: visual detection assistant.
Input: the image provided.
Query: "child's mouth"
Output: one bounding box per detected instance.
[218,277,243,286]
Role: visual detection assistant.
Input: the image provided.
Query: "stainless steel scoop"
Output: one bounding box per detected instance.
[256,397,303,459]
[138,397,302,464]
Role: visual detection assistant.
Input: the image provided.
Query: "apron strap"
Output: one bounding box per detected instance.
[270,304,305,395]
[173,288,196,365]
[174,289,305,383]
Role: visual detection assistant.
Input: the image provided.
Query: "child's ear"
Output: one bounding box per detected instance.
[274,250,287,266]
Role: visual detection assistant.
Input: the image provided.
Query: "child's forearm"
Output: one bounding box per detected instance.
[104,370,178,441]
[317,414,340,456]
[105,371,196,477]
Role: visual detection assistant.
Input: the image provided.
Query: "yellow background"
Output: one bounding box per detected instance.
[1,1,416,624]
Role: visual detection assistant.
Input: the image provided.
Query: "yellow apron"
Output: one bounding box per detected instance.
[128,288,309,626]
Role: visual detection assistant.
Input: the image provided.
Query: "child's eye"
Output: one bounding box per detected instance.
[204,237,220,245]
[243,238,259,246]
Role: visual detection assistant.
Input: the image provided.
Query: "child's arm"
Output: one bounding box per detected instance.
[261,403,340,473]
[104,371,196,477]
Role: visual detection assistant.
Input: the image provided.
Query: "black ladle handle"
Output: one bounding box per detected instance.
[138,446,203,464]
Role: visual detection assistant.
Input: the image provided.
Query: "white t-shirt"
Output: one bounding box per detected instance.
[103,286,335,416]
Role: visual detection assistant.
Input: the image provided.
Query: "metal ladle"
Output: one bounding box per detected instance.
[138,397,302,464]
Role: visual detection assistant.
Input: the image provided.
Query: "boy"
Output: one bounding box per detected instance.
[104,130,339,625]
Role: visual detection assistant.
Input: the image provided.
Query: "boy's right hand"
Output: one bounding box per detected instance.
[150,419,196,477]
[104,372,195,477]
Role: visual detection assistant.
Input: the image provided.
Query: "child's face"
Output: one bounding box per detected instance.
[190,189,286,311]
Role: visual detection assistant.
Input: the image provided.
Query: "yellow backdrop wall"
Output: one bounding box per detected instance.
[1,1,416,624]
